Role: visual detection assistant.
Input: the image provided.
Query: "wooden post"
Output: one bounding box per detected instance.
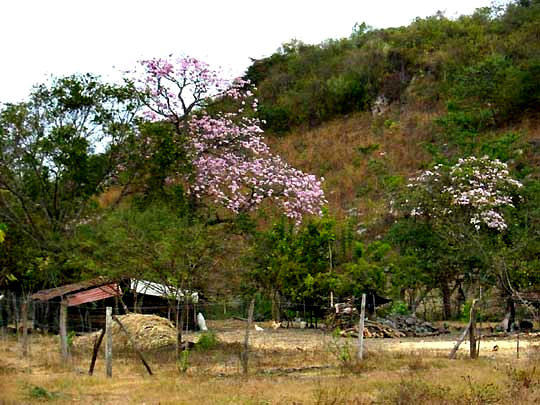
[59,301,69,362]
[449,322,472,359]
[113,315,153,375]
[88,328,105,375]
[517,331,520,359]
[242,299,255,375]
[358,293,366,360]
[469,299,478,359]
[21,297,28,357]
[449,299,477,360]
[105,307,112,378]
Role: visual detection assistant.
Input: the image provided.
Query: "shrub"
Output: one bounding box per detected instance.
[196,331,220,351]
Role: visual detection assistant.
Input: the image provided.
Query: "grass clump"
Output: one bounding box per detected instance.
[27,385,59,401]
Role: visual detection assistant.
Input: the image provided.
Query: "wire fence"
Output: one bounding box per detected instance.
[0,288,518,338]
[0,291,332,336]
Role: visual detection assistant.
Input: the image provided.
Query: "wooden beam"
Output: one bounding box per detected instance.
[59,301,69,362]
[88,328,105,376]
[242,299,255,375]
[112,315,153,376]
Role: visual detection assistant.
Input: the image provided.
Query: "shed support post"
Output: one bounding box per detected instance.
[60,301,69,362]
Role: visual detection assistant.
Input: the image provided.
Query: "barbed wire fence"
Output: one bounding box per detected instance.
[0,288,513,341]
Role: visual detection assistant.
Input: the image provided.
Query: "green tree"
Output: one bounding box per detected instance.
[250,213,335,320]
[0,74,139,286]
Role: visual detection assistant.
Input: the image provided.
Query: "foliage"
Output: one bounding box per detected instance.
[74,203,212,295]
[390,300,410,315]
[248,1,540,132]
[250,213,336,307]
[27,385,59,400]
[177,349,190,373]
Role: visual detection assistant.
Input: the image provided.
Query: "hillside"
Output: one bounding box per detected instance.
[249,0,540,234]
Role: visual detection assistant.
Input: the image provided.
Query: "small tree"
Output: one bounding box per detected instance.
[75,203,212,356]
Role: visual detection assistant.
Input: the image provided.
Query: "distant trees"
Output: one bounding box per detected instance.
[247,1,540,132]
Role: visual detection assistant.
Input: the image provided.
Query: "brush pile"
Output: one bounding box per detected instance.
[74,313,177,352]
[330,307,449,338]
[380,315,449,337]
[339,319,405,338]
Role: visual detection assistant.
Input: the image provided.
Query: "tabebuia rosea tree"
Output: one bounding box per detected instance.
[131,55,326,223]
[404,156,522,232]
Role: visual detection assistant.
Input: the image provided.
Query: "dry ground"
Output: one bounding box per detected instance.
[2,320,540,404]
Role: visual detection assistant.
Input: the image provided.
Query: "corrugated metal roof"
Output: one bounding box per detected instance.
[66,283,121,306]
[130,279,198,302]
[31,277,111,301]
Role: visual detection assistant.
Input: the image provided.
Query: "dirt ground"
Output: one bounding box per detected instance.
[2,320,540,404]
[188,319,537,358]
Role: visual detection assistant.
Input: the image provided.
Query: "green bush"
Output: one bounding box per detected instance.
[390,300,410,315]
[196,331,220,351]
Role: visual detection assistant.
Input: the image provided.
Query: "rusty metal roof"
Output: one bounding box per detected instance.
[66,283,120,306]
[31,277,111,301]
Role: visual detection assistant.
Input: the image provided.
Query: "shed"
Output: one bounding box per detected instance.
[31,278,122,332]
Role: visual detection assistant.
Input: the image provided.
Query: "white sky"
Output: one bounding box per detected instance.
[1,0,496,103]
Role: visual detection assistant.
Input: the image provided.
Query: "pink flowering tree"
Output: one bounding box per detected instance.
[131,55,326,223]
[404,156,522,232]
[392,156,522,319]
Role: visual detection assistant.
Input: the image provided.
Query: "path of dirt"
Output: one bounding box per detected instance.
[185,320,540,358]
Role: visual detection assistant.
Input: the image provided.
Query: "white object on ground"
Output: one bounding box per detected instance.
[254,324,264,331]
[197,312,208,331]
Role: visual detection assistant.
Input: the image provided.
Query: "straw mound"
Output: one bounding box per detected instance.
[74,313,177,352]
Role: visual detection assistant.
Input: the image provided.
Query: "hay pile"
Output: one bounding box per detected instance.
[74,313,177,352]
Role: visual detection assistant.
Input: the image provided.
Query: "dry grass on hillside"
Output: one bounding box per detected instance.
[3,321,540,404]
[267,110,434,218]
[268,109,540,226]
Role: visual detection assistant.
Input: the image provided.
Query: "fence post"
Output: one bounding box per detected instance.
[517,331,520,359]
[242,299,255,375]
[59,301,69,362]
[21,297,29,357]
[358,293,366,360]
[469,299,478,359]
[105,306,112,378]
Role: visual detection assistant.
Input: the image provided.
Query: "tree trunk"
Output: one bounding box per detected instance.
[441,282,452,320]
[503,297,516,332]
[174,299,183,359]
